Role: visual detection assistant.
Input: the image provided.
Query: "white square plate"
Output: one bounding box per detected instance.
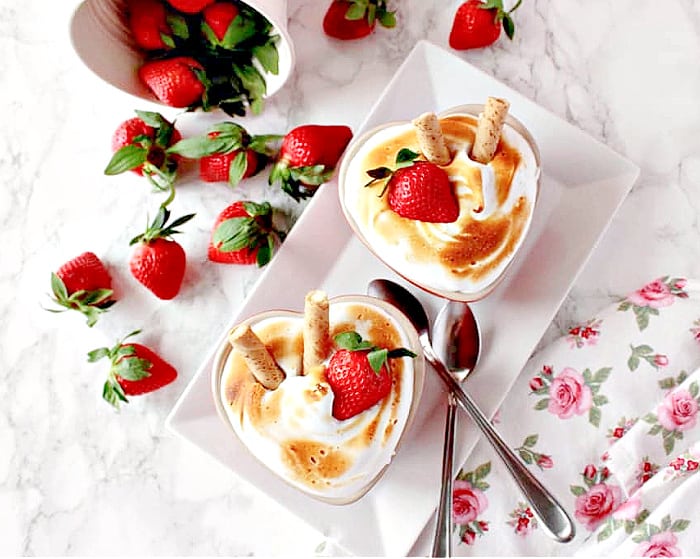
[165,40,639,556]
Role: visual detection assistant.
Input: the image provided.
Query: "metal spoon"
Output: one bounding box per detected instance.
[430,301,481,557]
[367,279,576,544]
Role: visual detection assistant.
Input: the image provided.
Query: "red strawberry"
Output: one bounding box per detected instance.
[138,56,205,108]
[167,122,281,187]
[105,111,182,197]
[208,201,285,266]
[323,0,396,41]
[48,252,116,327]
[324,331,415,420]
[200,150,258,183]
[129,206,195,299]
[202,2,239,42]
[449,0,520,50]
[87,329,177,409]
[128,0,174,50]
[165,0,215,13]
[366,148,459,223]
[269,124,353,201]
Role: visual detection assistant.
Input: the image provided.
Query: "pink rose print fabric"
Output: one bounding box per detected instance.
[446,278,700,557]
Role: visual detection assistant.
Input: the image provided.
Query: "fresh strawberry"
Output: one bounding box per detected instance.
[449,0,521,50]
[208,201,285,266]
[138,56,206,108]
[129,0,172,50]
[168,122,281,186]
[202,2,238,42]
[47,252,115,327]
[323,0,396,41]
[129,206,195,299]
[165,0,215,14]
[324,331,415,420]
[269,124,353,201]
[105,111,182,199]
[87,329,177,409]
[366,148,459,223]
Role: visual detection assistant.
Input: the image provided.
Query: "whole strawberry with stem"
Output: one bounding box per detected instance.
[168,122,282,187]
[325,331,416,420]
[105,110,182,205]
[323,0,396,41]
[449,0,522,50]
[138,56,206,108]
[87,329,177,409]
[208,201,286,266]
[269,124,353,201]
[46,252,116,327]
[128,0,190,51]
[129,205,195,300]
[365,148,459,223]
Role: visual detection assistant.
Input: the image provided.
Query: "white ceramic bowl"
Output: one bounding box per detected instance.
[69,0,295,106]
[338,104,542,302]
[211,294,425,505]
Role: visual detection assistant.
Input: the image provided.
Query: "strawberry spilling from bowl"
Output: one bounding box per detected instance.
[338,98,541,302]
[212,290,425,504]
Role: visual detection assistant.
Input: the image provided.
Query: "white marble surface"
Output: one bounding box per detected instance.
[2,0,700,555]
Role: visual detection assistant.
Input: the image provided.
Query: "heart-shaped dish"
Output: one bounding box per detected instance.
[338,103,542,302]
[211,294,425,505]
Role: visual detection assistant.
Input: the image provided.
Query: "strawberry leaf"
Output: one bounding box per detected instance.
[242,201,272,217]
[345,2,367,20]
[502,14,515,39]
[396,148,419,165]
[104,145,148,175]
[103,377,128,409]
[114,356,152,381]
[51,273,68,300]
[166,14,189,39]
[248,134,283,157]
[213,217,257,251]
[256,238,273,267]
[387,348,417,359]
[134,110,168,128]
[87,347,111,362]
[334,331,374,351]
[228,151,248,187]
[252,40,280,75]
[222,14,258,49]
[378,10,396,28]
[367,348,388,373]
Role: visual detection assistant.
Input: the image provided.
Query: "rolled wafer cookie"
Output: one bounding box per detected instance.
[229,324,285,390]
[471,97,510,164]
[303,290,330,373]
[412,112,451,165]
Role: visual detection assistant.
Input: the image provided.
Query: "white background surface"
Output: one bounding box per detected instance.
[3,0,700,555]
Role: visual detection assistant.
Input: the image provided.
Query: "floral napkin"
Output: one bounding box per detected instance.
[450,277,700,557]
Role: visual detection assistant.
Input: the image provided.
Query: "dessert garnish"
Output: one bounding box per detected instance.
[303,290,331,372]
[129,205,195,300]
[47,252,116,327]
[471,96,510,163]
[229,323,286,389]
[325,331,416,420]
[269,124,353,201]
[88,329,177,409]
[364,148,459,223]
[412,112,452,165]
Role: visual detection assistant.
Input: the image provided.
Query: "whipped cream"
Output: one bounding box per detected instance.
[219,300,417,503]
[342,113,539,298]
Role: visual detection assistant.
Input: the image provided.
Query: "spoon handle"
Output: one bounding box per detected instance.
[432,395,457,557]
[421,335,576,544]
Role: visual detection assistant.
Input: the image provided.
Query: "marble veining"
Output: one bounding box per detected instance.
[2,0,700,555]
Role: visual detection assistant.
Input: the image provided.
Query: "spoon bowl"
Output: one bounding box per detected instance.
[367,279,575,545]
